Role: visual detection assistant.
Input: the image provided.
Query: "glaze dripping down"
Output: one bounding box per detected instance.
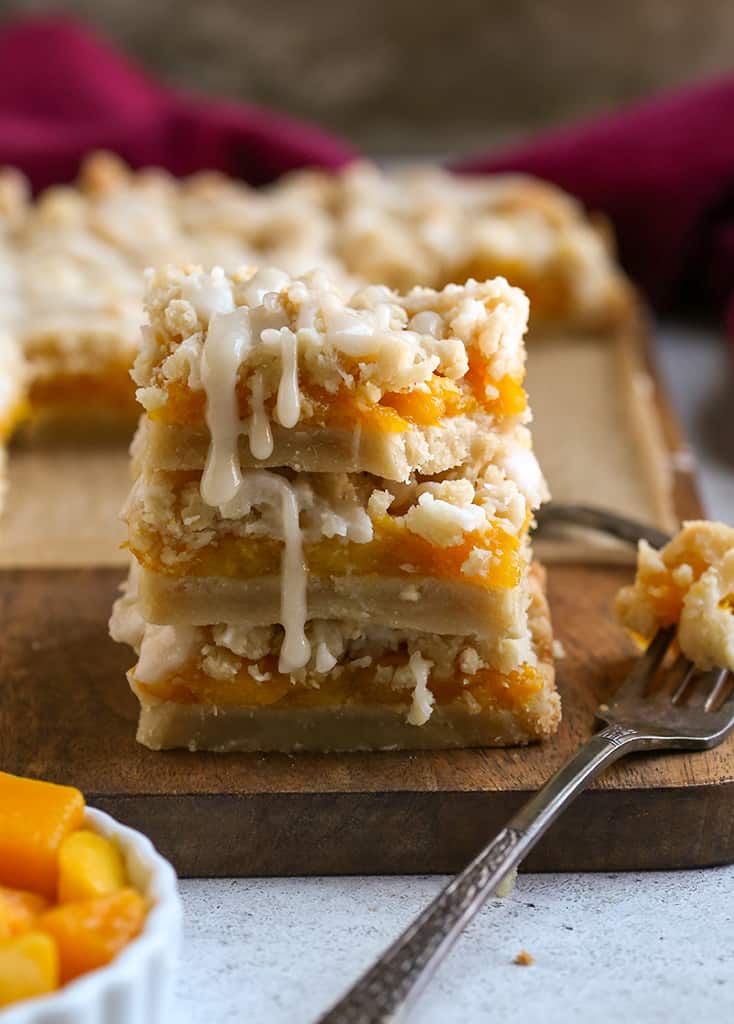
[200,308,251,507]
[219,470,310,671]
[200,278,307,498]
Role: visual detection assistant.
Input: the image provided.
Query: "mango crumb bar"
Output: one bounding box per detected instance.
[110,265,559,751]
[133,264,532,481]
[0,152,626,435]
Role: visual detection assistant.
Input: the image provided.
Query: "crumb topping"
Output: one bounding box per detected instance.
[134,264,529,416]
[2,152,625,400]
[125,454,535,570]
[616,520,734,671]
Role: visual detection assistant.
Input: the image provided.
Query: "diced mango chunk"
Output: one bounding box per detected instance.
[58,831,128,904]
[39,889,146,983]
[0,931,59,1007]
[0,886,49,940]
[0,772,85,898]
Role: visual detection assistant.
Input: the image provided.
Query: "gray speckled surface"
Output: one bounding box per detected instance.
[171,325,734,1023]
[176,870,734,1023]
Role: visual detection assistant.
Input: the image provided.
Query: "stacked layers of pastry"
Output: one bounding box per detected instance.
[109,265,559,752]
[0,153,627,437]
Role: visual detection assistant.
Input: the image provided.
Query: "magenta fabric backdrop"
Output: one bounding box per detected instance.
[2,16,733,330]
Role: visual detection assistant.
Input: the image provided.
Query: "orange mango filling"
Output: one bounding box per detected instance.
[131,517,523,591]
[378,376,471,426]
[0,772,148,1008]
[28,367,139,417]
[466,355,527,418]
[135,659,543,713]
[638,552,714,626]
[151,357,526,432]
[448,257,573,322]
[0,397,30,440]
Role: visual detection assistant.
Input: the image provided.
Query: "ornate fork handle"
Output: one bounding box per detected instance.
[318,725,645,1023]
[319,826,525,1024]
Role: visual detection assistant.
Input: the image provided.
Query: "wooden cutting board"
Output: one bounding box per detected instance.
[2,314,730,877]
[3,557,733,877]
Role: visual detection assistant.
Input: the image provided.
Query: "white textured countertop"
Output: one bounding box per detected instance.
[171,323,734,1023]
[177,870,734,1023]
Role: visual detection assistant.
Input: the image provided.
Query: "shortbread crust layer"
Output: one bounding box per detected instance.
[135,568,533,663]
[136,696,557,753]
[138,413,508,483]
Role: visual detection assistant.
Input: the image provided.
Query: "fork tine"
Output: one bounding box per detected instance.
[668,655,696,704]
[619,626,675,696]
[704,669,733,713]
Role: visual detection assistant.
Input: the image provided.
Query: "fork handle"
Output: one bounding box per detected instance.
[318,724,644,1024]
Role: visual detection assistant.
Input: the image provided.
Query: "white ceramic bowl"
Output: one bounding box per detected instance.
[2,807,182,1024]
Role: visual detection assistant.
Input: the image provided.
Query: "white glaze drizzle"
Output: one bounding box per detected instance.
[242,267,291,306]
[220,469,310,672]
[200,308,252,506]
[320,294,377,357]
[136,623,201,684]
[181,267,235,319]
[199,272,308,503]
[249,371,274,459]
[406,652,435,726]
[195,276,310,670]
[265,326,301,428]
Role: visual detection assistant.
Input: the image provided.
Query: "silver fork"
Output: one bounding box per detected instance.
[533,501,672,548]
[318,631,734,1024]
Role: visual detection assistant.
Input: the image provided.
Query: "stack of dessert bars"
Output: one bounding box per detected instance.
[110,263,559,752]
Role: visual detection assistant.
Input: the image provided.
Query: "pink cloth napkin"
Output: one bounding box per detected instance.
[454,79,734,325]
[0,17,355,190]
[2,16,734,329]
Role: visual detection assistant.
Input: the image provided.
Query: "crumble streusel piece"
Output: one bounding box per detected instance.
[616,520,734,670]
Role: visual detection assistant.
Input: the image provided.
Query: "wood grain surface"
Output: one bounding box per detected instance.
[1,309,726,876]
[2,562,732,876]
